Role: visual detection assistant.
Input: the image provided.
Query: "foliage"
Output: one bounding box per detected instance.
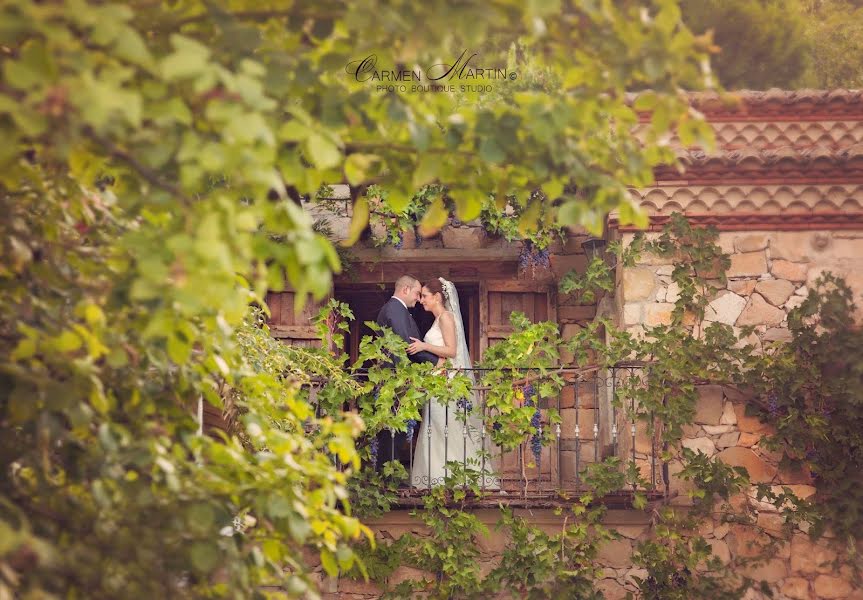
[559,236,642,303]
[485,503,609,600]
[346,461,408,520]
[679,0,810,90]
[477,313,564,451]
[480,191,566,251]
[643,212,731,326]
[352,323,474,443]
[681,0,863,89]
[744,274,863,545]
[798,0,863,89]
[405,487,490,599]
[0,187,366,597]
[361,184,443,248]
[631,507,750,600]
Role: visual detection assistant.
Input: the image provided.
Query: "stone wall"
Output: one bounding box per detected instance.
[617,229,863,343]
[611,227,863,599]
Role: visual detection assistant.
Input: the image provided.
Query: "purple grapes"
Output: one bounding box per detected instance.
[518,242,551,274]
[524,384,542,460]
[393,231,404,249]
[369,437,379,465]
[406,419,418,438]
[456,398,473,413]
[767,391,779,417]
[530,405,542,460]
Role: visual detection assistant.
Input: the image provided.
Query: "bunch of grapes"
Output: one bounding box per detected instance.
[518,242,551,275]
[369,437,379,466]
[767,391,780,417]
[393,231,404,249]
[523,384,542,460]
[456,398,473,413]
[530,408,542,460]
[406,418,418,438]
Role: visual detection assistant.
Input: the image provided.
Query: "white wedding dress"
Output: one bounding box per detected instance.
[411,309,499,490]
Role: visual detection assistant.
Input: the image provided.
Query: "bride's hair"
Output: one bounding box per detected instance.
[423,278,446,305]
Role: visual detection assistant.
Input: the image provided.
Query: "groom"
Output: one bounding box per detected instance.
[374,275,438,468]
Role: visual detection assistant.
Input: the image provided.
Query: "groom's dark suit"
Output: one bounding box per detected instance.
[374,297,438,469]
[376,297,439,365]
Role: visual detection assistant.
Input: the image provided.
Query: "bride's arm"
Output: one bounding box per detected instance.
[407,312,457,359]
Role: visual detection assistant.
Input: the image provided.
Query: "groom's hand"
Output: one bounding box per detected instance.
[407,337,425,355]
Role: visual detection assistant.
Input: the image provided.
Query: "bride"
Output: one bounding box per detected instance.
[406,277,498,490]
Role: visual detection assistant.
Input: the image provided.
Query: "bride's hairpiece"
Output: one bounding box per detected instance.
[438,277,450,303]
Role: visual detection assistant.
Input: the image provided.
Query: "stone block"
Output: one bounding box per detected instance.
[729,279,757,295]
[551,253,588,279]
[736,293,786,327]
[770,232,816,262]
[716,431,740,449]
[742,558,788,583]
[388,566,431,587]
[780,577,811,600]
[682,436,717,457]
[665,282,680,303]
[645,302,675,326]
[733,403,769,434]
[771,260,808,282]
[791,535,839,574]
[713,523,730,539]
[763,328,792,342]
[694,385,724,425]
[735,234,770,253]
[597,538,633,568]
[729,525,771,559]
[705,291,747,326]
[729,252,768,278]
[703,424,734,435]
[338,577,383,595]
[623,303,643,326]
[716,447,776,483]
[720,402,738,425]
[813,575,852,599]
[622,268,656,302]
[596,578,628,600]
[476,529,510,555]
[707,538,731,564]
[441,226,487,250]
[755,279,795,306]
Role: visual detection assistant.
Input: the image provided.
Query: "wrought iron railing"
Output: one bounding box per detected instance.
[308,364,670,506]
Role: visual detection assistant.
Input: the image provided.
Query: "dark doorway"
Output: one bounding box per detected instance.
[334,282,479,365]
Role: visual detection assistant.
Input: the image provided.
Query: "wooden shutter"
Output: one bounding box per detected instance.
[478,281,557,359]
[265,290,330,348]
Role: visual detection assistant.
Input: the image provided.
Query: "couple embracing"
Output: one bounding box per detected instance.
[376,275,497,489]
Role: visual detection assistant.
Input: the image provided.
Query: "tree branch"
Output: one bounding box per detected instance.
[87,131,193,205]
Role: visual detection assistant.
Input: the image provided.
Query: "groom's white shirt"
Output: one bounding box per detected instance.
[391,296,407,310]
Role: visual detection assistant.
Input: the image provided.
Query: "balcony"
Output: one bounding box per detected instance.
[309,364,671,509]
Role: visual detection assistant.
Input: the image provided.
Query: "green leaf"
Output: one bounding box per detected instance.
[342,197,369,246]
[478,138,505,164]
[190,542,219,573]
[113,26,154,68]
[344,153,377,186]
[3,40,57,90]
[541,179,564,201]
[412,155,440,188]
[161,35,211,80]
[417,195,448,237]
[306,133,342,169]
[321,549,339,577]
